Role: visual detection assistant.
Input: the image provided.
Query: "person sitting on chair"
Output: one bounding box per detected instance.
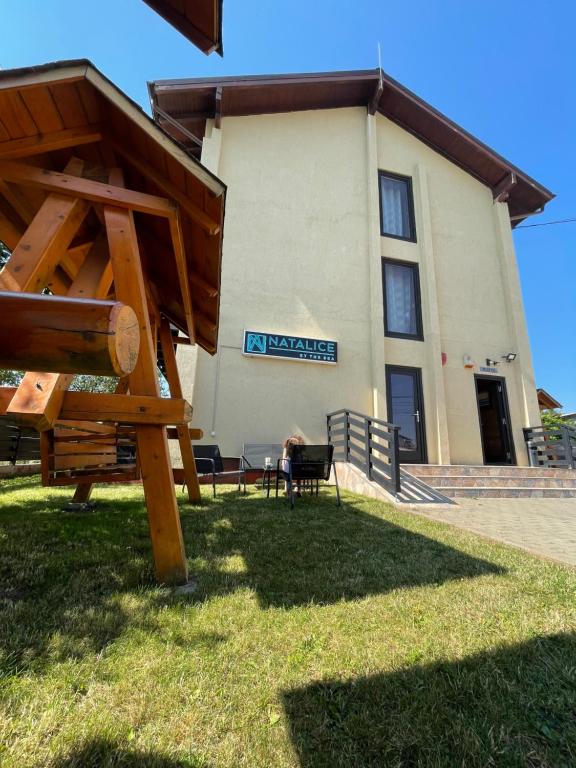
[282,434,305,496]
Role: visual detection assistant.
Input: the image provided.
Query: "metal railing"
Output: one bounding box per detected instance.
[327,409,401,494]
[523,425,576,469]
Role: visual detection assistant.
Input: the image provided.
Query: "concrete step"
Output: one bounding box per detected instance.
[429,475,576,489]
[441,487,576,499]
[408,464,576,480]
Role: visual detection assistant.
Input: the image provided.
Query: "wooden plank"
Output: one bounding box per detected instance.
[0,125,103,160]
[160,318,200,502]
[111,142,221,235]
[105,199,188,584]
[0,160,177,219]
[59,392,192,425]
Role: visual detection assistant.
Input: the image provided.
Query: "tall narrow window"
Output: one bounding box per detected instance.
[382,259,423,340]
[379,171,416,241]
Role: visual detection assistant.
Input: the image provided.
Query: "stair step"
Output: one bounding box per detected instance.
[441,487,576,499]
[429,476,576,489]
[409,464,576,479]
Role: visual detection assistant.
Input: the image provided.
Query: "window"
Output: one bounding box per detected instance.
[382,259,423,340]
[378,171,416,241]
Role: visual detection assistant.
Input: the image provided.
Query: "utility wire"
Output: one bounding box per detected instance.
[516,217,576,229]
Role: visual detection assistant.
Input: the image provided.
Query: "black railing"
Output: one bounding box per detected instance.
[327,409,401,494]
[0,421,40,465]
[523,425,576,469]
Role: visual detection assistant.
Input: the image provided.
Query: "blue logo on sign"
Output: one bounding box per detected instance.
[246,333,267,353]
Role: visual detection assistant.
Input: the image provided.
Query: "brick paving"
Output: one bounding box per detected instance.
[413,498,576,566]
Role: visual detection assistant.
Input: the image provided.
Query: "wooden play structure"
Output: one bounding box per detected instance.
[0,61,226,584]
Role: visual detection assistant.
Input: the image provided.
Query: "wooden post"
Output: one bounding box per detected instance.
[105,201,188,585]
[159,318,201,502]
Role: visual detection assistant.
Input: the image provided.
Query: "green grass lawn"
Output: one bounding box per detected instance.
[0,477,575,767]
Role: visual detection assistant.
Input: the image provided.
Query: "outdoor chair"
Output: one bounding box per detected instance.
[241,443,283,471]
[275,444,340,508]
[241,443,283,495]
[191,445,246,497]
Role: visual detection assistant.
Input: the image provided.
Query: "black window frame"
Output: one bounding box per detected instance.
[382,257,424,341]
[378,170,417,243]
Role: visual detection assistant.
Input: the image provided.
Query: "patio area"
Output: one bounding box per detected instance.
[0,477,574,766]
[414,497,576,567]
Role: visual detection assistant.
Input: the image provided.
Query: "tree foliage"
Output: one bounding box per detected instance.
[541,409,575,430]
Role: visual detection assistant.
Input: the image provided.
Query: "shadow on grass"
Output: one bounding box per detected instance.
[182,490,504,608]
[0,480,502,675]
[282,632,576,767]
[50,736,207,767]
[0,481,225,676]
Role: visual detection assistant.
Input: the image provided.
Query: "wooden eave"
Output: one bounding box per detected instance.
[149,68,554,224]
[0,60,226,354]
[143,0,223,55]
[537,389,563,410]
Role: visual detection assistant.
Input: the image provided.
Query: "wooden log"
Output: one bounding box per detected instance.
[7,235,114,431]
[0,292,140,376]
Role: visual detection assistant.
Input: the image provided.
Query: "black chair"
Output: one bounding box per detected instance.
[275,444,340,508]
[191,445,246,498]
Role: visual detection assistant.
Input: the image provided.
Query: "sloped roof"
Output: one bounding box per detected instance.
[0,60,226,354]
[149,69,554,223]
[143,0,223,55]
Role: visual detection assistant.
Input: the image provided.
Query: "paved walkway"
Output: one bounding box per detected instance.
[414,498,576,566]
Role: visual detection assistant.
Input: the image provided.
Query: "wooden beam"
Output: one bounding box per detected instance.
[59,392,192,425]
[0,179,36,225]
[368,77,384,116]
[160,318,200,502]
[0,292,139,376]
[0,125,103,161]
[0,160,178,220]
[168,214,195,342]
[0,158,89,293]
[105,196,188,585]
[214,86,223,129]
[493,172,518,202]
[110,142,221,235]
[166,427,203,441]
[190,272,218,298]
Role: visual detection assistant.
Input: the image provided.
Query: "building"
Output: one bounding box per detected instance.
[149,69,554,467]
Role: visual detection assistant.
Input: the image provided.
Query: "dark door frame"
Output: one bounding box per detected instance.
[474,374,516,466]
[385,364,428,464]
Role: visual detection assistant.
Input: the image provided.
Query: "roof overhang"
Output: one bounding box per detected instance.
[143,0,223,55]
[0,60,226,354]
[537,389,563,410]
[149,69,554,224]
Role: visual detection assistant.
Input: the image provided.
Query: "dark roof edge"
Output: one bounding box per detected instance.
[149,68,554,204]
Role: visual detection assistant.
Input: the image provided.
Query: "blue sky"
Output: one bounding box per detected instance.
[2,0,575,410]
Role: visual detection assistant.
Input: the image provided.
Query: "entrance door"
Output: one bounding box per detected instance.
[386,366,427,464]
[475,376,515,465]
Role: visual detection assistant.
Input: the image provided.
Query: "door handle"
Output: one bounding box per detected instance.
[413,410,420,422]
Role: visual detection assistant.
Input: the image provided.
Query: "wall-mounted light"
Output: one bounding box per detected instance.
[463,354,474,369]
[502,353,517,363]
[486,358,499,367]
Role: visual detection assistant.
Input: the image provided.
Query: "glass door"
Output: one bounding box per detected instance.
[385,366,427,464]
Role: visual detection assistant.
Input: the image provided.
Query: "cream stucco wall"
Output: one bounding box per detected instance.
[173,106,541,466]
